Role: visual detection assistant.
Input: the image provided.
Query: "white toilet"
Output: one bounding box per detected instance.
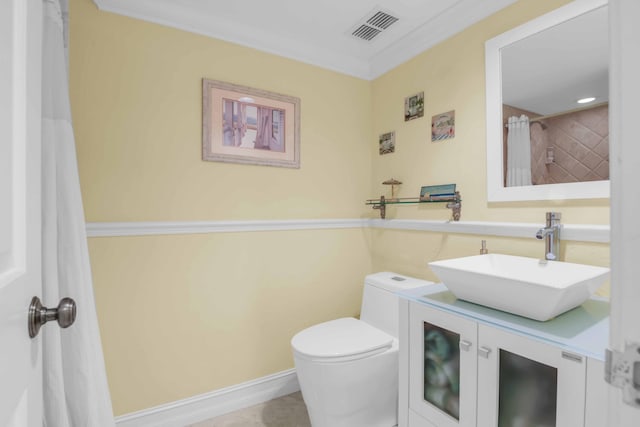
[291,272,433,427]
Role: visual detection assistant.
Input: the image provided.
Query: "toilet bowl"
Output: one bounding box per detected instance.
[291,272,433,427]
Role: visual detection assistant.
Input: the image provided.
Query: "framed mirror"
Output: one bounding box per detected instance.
[486,0,609,202]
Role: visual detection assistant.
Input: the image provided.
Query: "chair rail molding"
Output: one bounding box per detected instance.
[86,218,609,243]
[86,219,367,237]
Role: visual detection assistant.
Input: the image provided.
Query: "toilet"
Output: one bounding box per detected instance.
[291,272,433,427]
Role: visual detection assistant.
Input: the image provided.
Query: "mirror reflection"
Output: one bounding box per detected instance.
[501,6,609,188]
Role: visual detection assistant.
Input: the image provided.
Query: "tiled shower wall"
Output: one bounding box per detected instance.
[532,104,609,184]
[503,104,609,185]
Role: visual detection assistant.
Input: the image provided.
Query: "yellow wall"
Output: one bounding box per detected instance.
[69,0,373,415]
[370,0,610,287]
[70,0,611,417]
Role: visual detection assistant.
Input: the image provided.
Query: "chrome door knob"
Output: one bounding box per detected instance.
[28,296,77,338]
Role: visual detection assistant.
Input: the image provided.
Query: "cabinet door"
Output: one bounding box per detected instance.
[409,302,478,427]
[477,324,586,427]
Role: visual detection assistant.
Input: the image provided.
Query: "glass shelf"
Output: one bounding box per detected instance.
[365,198,461,205]
[365,192,461,220]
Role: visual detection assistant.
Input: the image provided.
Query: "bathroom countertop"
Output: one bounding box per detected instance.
[398,283,610,361]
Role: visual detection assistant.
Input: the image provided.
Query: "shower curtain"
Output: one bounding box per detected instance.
[506,115,532,187]
[42,0,115,425]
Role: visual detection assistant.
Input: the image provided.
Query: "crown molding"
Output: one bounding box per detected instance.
[369,0,518,79]
[92,0,518,80]
[92,0,371,79]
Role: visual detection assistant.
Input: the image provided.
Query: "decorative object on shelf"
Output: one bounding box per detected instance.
[366,190,462,221]
[379,131,395,155]
[431,110,455,142]
[405,91,424,121]
[420,183,457,201]
[202,78,300,168]
[383,178,402,201]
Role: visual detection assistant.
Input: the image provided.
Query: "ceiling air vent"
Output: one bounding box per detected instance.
[351,10,399,42]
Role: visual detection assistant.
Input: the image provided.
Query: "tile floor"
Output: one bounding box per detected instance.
[188,392,311,427]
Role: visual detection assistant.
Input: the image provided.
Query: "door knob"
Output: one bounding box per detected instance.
[28,296,77,338]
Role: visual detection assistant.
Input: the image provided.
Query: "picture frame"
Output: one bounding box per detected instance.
[202,79,301,168]
[404,91,424,121]
[379,131,396,155]
[431,110,455,142]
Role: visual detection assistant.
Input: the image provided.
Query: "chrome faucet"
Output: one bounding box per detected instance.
[536,212,561,260]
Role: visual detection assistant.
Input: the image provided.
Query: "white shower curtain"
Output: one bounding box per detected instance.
[506,115,532,187]
[42,0,115,425]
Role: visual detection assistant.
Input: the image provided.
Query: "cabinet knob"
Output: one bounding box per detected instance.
[478,346,492,358]
[459,340,472,351]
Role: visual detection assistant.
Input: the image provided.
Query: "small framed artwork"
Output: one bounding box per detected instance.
[202,79,301,168]
[404,92,424,121]
[432,110,455,142]
[379,131,395,155]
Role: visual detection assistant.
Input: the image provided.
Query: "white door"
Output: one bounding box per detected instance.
[608,0,640,425]
[0,0,43,425]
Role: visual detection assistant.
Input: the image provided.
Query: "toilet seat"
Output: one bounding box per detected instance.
[291,317,395,363]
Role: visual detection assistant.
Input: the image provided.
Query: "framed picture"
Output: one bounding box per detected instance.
[202,79,300,168]
[432,110,455,142]
[379,131,395,155]
[404,91,424,121]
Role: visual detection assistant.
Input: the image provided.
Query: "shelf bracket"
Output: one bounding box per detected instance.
[372,195,386,219]
[446,191,462,221]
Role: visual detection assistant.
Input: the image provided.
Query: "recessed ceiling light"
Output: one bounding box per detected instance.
[238,97,255,103]
[577,97,596,104]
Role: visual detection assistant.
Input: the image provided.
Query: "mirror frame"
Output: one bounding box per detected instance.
[485,0,609,202]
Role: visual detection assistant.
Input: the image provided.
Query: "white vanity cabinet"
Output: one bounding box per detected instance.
[398,284,609,427]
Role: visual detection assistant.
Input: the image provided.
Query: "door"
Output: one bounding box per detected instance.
[608,0,640,425]
[0,0,43,425]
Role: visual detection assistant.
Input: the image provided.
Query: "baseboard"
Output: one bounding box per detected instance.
[114,369,300,427]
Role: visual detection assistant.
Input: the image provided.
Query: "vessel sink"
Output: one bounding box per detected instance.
[428,254,609,321]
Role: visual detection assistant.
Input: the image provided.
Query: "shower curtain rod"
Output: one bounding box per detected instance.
[504,101,608,127]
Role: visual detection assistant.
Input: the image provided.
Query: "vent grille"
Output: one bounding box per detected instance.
[352,24,382,41]
[351,10,399,42]
[367,11,398,30]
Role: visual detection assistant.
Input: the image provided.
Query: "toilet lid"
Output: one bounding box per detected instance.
[291,317,394,359]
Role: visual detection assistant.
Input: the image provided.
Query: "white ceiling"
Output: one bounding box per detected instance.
[501,5,609,115]
[92,0,518,80]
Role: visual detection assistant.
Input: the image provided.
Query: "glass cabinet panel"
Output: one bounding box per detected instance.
[409,302,477,427]
[424,322,461,420]
[498,349,557,427]
[477,323,586,427]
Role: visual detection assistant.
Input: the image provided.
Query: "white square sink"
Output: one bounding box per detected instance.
[428,254,609,321]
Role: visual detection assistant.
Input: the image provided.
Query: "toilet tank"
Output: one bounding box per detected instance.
[360,272,434,338]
